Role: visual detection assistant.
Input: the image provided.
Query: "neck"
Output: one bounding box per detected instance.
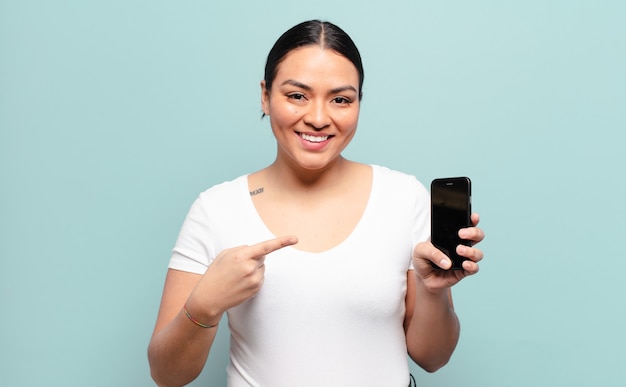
[265,156,353,192]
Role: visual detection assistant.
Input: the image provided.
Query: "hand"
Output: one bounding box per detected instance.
[186,235,298,324]
[412,213,485,293]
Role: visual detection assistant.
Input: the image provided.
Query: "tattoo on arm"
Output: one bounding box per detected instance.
[249,187,264,196]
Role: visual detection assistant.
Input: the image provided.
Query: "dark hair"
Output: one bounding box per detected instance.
[264,20,364,100]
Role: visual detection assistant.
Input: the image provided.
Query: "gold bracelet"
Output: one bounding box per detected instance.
[183,303,218,329]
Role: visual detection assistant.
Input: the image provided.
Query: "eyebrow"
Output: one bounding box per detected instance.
[281,79,358,95]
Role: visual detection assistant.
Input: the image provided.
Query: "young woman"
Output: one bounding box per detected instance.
[148,20,485,387]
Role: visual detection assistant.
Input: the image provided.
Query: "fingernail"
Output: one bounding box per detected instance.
[441,258,451,268]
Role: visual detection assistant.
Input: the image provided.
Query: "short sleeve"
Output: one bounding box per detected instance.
[411,176,431,246]
[409,176,431,270]
[168,195,215,275]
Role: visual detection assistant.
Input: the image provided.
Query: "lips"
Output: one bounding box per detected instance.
[297,132,333,143]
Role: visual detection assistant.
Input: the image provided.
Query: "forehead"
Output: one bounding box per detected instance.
[274,46,359,87]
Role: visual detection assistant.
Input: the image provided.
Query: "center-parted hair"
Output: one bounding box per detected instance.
[264,20,364,101]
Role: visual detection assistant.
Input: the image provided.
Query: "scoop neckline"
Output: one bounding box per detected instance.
[242,165,379,255]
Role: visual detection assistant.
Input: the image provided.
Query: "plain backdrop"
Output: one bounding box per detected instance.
[1,1,625,386]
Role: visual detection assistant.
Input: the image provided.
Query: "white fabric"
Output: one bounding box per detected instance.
[169,165,430,387]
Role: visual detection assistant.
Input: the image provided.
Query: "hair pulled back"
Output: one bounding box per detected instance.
[264,20,364,100]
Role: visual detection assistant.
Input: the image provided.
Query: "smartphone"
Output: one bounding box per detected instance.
[431,177,472,270]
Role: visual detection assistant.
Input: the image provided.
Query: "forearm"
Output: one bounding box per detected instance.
[148,309,220,387]
[405,275,460,372]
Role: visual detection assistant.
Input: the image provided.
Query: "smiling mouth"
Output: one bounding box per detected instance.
[297,132,333,143]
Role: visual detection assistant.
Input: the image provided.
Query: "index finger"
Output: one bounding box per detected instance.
[248,235,298,258]
[458,226,485,244]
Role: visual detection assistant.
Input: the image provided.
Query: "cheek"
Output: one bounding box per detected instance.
[270,103,300,127]
[336,110,360,132]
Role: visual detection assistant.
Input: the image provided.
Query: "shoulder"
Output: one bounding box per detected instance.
[370,165,428,199]
[196,174,248,203]
[183,174,249,221]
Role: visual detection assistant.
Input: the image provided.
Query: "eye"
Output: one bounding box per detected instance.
[332,96,352,104]
[287,93,306,101]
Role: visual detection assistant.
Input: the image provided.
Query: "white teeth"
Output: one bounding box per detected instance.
[300,133,329,143]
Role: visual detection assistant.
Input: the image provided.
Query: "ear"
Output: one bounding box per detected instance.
[260,80,270,116]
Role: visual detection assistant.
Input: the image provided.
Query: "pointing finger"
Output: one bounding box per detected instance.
[249,236,298,259]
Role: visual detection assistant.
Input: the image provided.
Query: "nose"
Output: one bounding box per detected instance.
[304,100,330,131]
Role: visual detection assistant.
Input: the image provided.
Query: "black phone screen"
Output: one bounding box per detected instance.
[431,177,472,270]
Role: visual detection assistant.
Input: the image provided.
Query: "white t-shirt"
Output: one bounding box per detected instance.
[169,165,430,387]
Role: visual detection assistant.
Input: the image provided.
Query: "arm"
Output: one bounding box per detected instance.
[147,236,298,387]
[404,271,459,372]
[148,269,221,387]
[404,213,484,372]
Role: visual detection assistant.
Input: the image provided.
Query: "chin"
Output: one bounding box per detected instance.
[296,156,343,172]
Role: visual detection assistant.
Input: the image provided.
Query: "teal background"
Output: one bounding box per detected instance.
[1,1,624,386]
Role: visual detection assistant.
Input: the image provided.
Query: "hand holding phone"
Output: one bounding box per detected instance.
[431,177,472,270]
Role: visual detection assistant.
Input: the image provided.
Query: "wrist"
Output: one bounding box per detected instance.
[414,272,451,299]
[183,303,219,328]
[184,297,223,328]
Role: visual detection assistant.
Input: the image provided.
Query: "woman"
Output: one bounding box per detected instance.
[148,20,484,387]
